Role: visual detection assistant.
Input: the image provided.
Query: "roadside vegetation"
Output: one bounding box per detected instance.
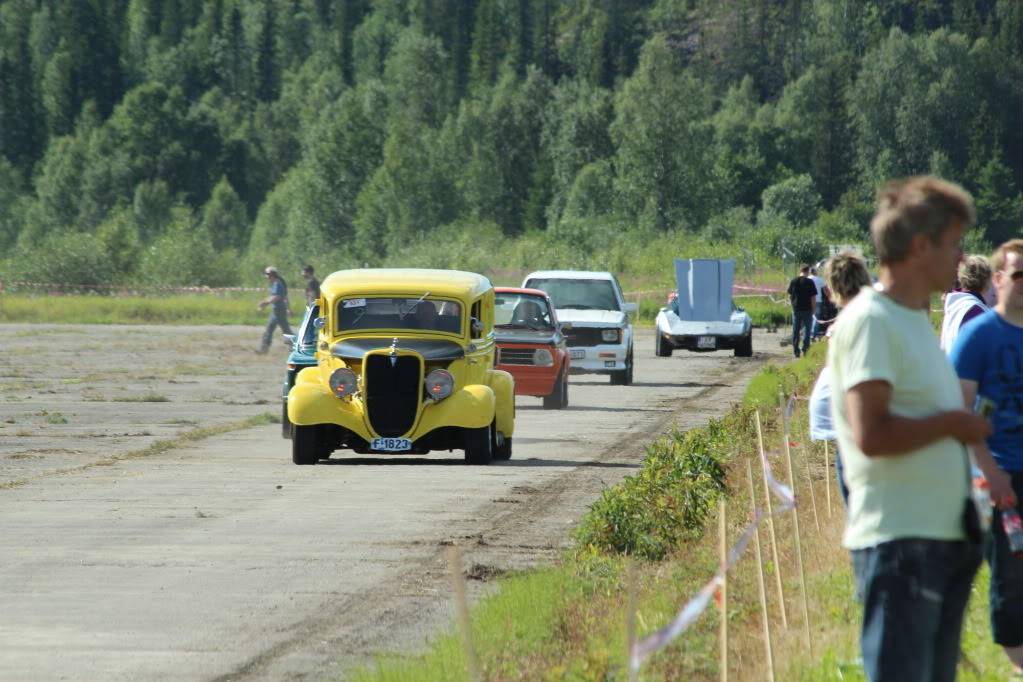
[351,344,1009,681]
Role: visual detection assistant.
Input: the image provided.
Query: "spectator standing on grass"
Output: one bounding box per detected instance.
[828,176,992,682]
[809,264,827,338]
[808,251,873,506]
[256,266,292,354]
[787,264,817,357]
[302,264,320,305]
[950,239,1023,677]
[940,255,992,353]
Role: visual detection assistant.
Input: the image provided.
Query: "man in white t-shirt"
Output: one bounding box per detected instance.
[829,176,991,682]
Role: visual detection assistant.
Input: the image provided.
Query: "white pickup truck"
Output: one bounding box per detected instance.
[521,270,636,385]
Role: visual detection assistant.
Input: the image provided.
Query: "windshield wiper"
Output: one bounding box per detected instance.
[397,292,431,320]
[560,304,596,309]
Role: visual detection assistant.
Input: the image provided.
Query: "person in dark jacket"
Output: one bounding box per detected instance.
[787,264,817,357]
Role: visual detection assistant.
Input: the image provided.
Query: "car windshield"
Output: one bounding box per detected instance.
[336,297,462,334]
[524,278,619,311]
[298,304,319,347]
[494,294,553,330]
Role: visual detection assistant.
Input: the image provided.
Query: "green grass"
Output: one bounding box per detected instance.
[348,565,581,682]
[112,392,170,402]
[0,293,267,325]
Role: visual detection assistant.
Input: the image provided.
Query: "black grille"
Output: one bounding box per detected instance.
[565,327,611,347]
[365,355,421,437]
[498,348,535,365]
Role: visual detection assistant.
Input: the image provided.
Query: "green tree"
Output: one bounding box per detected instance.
[758,174,822,228]
[202,176,249,250]
[542,77,615,226]
[975,153,1023,244]
[611,34,719,230]
[253,0,280,102]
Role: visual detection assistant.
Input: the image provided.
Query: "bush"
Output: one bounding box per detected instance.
[8,232,118,285]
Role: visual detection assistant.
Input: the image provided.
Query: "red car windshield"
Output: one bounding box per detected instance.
[495,293,554,330]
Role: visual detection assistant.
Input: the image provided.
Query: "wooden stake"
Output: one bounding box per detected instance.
[747,459,775,682]
[804,446,821,534]
[754,409,787,627]
[719,499,728,682]
[824,440,832,518]
[627,560,638,682]
[780,394,812,656]
[447,546,481,682]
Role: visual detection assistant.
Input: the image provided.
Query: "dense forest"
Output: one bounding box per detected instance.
[2,0,1023,287]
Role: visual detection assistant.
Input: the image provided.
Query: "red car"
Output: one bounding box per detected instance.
[494,287,570,409]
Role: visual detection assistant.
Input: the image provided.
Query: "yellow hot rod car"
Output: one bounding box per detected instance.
[287,269,516,465]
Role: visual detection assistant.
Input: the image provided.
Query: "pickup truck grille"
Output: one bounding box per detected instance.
[498,348,535,365]
[564,327,609,347]
[365,355,421,437]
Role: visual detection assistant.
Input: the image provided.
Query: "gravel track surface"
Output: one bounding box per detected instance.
[0,325,788,681]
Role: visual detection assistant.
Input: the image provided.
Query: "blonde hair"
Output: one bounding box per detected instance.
[824,251,872,307]
[957,255,991,293]
[870,176,975,264]
[991,238,1023,273]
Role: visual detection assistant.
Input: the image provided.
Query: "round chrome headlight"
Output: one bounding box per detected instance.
[329,368,358,398]
[601,328,620,343]
[424,369,454,401]
[533,348,554,366]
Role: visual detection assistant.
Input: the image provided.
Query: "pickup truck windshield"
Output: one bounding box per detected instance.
[524,279,619,312]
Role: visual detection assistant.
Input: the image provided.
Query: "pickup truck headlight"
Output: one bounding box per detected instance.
[329,368,358,398]
[601,328,621,343]
[424,369,454,401]
[533,349,554,366]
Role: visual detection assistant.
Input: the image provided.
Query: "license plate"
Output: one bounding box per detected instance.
[371,437,411,452]
[604,360,616,368]
[697,335,716,349]
[570,349,585,359]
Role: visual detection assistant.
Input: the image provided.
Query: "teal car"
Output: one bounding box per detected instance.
[281,304,319,438]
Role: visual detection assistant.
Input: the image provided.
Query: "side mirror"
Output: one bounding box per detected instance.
[282,334,296,345]
[313,317,326,329]
[470,317,484,338]
[560,322,573,332]
[623,302,638,314]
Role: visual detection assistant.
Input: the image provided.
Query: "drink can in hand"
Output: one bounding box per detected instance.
[1002,507,1023,558]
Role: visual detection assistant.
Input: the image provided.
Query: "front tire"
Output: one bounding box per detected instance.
[543,370,568,410]
[494,429,512,460]
[734,331,753,358]
[464,424,493,465]
[292,425,319,465]
[610,348,634,386]
[655,332,673,357]
[281,401,292,439]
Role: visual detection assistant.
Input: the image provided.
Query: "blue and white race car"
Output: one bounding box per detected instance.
[654,259,753,358]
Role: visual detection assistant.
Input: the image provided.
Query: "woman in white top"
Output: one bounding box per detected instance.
[808,251,873,505]
[939,255,992,353]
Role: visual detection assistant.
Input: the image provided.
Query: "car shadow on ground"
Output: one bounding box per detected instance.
[316,456,638,468]
[629,381,731,389]
[516,404,665,413]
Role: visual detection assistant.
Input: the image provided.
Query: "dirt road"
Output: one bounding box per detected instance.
[0,325,787,681]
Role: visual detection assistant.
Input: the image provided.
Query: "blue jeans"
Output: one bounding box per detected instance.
[852,538,981,682]
[261,304,292,349]
[834,446,849,508]
[792,310,813,356]
[987,472,1023,647]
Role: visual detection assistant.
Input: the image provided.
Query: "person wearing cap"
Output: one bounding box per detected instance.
[256,266,292,354]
